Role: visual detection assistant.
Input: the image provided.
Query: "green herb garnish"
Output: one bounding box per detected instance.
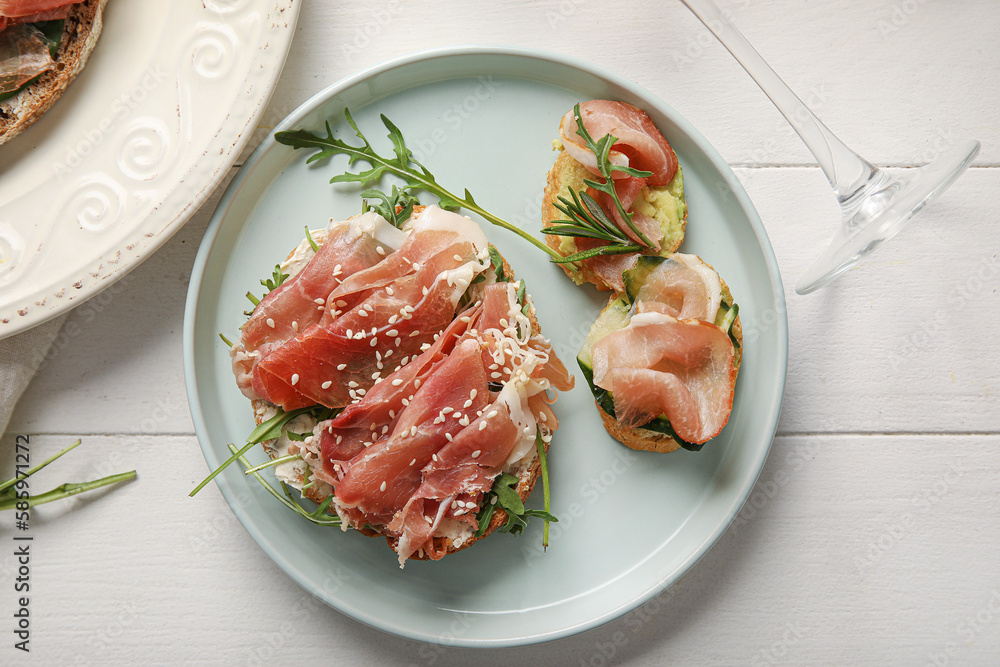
[0,439,135,510]
[544,103,657,262]
[304,226,319,252]
[274,109,562,261]
[361,184,418,228]
[475,431,558,540]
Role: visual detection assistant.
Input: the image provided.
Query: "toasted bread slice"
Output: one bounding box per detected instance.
[0,0,108,146]
[542,149,688,291]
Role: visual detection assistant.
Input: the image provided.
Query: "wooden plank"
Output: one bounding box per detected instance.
[2,433,997,665]
[239,0,999,167]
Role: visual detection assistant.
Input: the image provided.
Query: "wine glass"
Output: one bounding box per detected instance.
[680,0,981,294]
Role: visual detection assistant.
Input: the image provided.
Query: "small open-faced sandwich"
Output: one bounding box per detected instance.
[542,99,688,293]
[577,253,742,453]
[229,205,573,566]
[0,0,108,145]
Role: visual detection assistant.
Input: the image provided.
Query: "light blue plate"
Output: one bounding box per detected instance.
[183,46,787,647]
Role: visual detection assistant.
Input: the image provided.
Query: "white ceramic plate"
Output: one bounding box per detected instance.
[184,46,788,647]
[0,0,300,338]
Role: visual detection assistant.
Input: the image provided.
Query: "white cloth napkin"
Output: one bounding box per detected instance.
[0,315,67,439]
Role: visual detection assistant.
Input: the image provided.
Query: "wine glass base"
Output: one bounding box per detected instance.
[795,139,981,295]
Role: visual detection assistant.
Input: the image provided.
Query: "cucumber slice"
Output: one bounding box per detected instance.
[622,255,670,303]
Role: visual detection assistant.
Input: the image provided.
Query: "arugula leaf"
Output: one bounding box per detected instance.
[361,185,418,228]
[304,226,319,252]
[274,109,562,261]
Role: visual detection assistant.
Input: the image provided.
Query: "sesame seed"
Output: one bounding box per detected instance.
[453,412,462,419]
[453,254,463,262]
[539,412,548,422]
[356,388,366,396]
[386,286,394,296]
[421,286,429,296]
[358,310,368,317]
[314,298,324,305]
[470,389,477,399]
[395,337,402,346]
[266,318,275,328]
[491,372,502,379]
[380,481,387,492]
[346,329,353,338]
[349,389,357,399]
[400,356,409,365]
[388,314,398,324]
[371,371,381,380]
[376,246,386,256]
[336,435,342,444]
[414,378,421,389]
[451,500,458,509]
[460,316,471,323]
[383,425,389,434]
[388,410,395,418]
[472,449,481,457]
[523,426,531,435]
[410,459,417,467]
[355,332,365,339]
[384,349,393,358]
[478,421,487,431]
[442,407,454,414]
[432,454,438,461]
[377,361,384,370]
[401,398,409,406]
[290,373,299,385]
[412,262,420,270]
[420,343,431,351]
[386,329,398,337]
[348,381,359,388]
[370,338,378,347]
[364,303,374,312]
[322,380,332,389]
[333,263,342,274]
[409,330,420,337]
[463,399,473,408]
[317,305,324,311]
[336,300,347,308]
[459,416,470,426]
[487,410,498,419]
[391,378,403,386]
[445,433,453,442]
[291,320,298,332]
[337,363,347,370]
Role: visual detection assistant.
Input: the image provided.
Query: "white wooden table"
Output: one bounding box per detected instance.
[4,1,999,664]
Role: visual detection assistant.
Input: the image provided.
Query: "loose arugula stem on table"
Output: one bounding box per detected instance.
[0,439,136,510]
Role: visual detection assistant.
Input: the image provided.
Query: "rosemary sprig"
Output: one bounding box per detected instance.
[274,109,562,261]
[544,103,657,262]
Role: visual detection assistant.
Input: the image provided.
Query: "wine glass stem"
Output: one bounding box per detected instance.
[680,0,875,203]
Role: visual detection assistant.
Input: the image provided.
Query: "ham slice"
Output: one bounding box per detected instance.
[633,254,723,322]
[591,312,735,443]
[0,0,82,16]
[232,206,490,411]
[559,100,679,187]
[309,282,573,566]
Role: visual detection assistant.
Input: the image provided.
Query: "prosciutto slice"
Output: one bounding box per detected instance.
[231,206,490,410]
[591,312,735,443]
[559,100,679,187]
[308,282,573,566]
[590,254,735,443]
